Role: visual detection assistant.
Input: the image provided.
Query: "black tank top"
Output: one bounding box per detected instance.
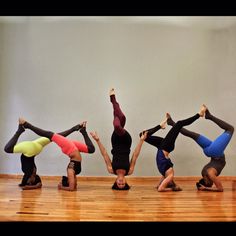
[112,154,130,175]
[111,130,132,175]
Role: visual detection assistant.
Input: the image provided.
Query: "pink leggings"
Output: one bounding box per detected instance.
[52,134,88,156]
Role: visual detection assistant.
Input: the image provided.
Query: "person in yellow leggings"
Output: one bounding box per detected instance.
[4,121,83,190]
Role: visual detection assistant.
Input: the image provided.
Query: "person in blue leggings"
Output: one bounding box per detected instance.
[167,106,234,192]
[140,105,207,192]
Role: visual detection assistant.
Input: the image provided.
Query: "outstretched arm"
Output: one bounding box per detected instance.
[90,131,114,174]
[128,131,147,175]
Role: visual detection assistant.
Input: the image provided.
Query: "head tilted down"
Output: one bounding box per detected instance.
[196,177,213,189]
[112,176,130,190]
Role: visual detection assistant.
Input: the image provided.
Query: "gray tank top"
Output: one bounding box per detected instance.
[201,155,226,177]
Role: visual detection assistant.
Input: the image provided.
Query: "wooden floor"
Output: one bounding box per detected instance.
[0,175,236,222]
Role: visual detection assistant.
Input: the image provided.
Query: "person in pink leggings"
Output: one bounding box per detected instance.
[19,118,95,191]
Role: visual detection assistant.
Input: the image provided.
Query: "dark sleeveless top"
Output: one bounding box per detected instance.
[111,130,132,175]
[67,160,81,175]
[201,155,226,177]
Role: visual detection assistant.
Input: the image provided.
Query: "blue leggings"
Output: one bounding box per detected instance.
[197,131,232,158]
[168,110,234,158]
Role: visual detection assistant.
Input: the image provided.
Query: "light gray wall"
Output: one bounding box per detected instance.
[0,17,236,177]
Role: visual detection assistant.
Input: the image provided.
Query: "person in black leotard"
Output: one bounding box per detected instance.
[90,88,147,190]
[140,105,207,192]
[4,120,85,190]
[18,118,95,191]
[167,106,234,192]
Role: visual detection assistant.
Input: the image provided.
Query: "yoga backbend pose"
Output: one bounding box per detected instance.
[140,105,207,192]
[4,121,83,190]
[167,107,234,192]
[18,118,95,191]
[90,88,147,190]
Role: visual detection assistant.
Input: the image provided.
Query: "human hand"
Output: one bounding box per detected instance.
[128,167,134,175]
[19,117,26,125]
[90,131,99,142]
[140,131,147,141]
[58,182,62,190]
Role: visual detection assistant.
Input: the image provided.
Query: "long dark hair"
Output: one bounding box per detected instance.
[196,178,213,188]
[62,176,69,187]
[112,182,130,190]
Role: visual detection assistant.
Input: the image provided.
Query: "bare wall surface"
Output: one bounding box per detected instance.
[0,17,236,176]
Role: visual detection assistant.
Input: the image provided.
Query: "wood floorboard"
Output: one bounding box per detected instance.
[0,175,236,222]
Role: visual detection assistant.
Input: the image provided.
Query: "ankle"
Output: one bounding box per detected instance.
[17,124,25,133]
[205,109,212,119]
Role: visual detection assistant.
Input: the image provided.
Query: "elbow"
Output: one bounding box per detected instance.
[68,186,76,191]
[68,183,77,191]
[157,187,165,192]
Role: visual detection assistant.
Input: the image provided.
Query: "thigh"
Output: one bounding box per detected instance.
[52,134,77,155]
[14,141,42,157]
[205,132,233,157]
[196,135,212,149]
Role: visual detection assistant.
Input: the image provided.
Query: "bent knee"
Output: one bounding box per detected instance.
[88,146,95,154]
[4,146,13,153]
[229,125,234,135]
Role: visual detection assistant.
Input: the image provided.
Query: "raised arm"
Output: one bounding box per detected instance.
[90,131,114,174]
[128,131,147,175]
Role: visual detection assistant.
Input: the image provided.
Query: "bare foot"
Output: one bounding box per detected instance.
[74,121,87,131]
[82,121,87,127]
[166,113,175,126]
[19,117,26,125]
[160,116,168,129]
[79,121,87,128]
[199,104,207,117]
[166,113,171,120]
[109,88,115,96]
[79,121,87,133]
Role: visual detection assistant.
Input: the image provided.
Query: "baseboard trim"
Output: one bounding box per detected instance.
[0,174,235,181]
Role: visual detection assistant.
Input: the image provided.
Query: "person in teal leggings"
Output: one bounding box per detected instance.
[167,106,234,192]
